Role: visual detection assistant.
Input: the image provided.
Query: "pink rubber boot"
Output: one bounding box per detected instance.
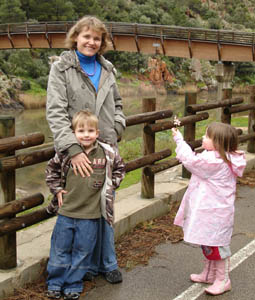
[205,258,231,295]
[190,259,215,284]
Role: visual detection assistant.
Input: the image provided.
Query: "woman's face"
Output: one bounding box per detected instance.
[75,27,102,56]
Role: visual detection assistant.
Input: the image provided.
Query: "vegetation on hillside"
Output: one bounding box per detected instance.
[1,0,255,92]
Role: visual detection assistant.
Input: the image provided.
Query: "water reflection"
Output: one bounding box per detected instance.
[1,90,249,199]
[13,109,52,199]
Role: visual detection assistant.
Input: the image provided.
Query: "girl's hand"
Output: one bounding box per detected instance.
[171,127,179,136]
[56,190,68,207]
[71,152,93,177]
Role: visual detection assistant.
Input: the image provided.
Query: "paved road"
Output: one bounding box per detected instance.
[81,184,255,300]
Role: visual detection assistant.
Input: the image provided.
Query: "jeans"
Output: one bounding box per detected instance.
[47,215,118,293]
[89,216,118,274]
[47,215,98,293]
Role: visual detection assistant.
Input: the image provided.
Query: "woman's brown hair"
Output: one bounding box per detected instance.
[65,16,110,55]
[206,122,238,165]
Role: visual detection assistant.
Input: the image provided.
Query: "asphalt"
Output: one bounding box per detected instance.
[0,151,255,300]
[84,184,255,300]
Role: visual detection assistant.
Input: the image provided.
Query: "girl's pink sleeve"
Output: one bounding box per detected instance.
[174,133,218,178]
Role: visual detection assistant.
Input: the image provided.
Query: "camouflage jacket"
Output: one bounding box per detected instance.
[45,141,125,226]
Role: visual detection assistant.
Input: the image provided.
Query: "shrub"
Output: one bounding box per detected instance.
[36,76,48,89]
[21,79,31,91]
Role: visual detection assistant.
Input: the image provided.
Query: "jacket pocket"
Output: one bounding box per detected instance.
[88,169,105,190]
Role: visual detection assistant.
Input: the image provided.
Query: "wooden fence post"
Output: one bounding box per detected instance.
[221,89,232,124]
[141,97,156,198]
[248,86,255,153]
[182,92,197,179]
[0,116,17,269]
[221,62,235,124]
[215,62,224,121]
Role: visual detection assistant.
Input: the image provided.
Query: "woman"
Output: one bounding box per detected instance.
[46,16,125,288]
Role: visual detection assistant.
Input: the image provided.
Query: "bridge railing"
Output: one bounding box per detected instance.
[1,21,255,46]
[0,89,255,269]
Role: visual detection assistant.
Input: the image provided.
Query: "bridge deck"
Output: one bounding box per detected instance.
[0,21,254,61]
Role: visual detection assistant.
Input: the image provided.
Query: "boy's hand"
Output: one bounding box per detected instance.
[56,190,68,207]
[171,127,179,136]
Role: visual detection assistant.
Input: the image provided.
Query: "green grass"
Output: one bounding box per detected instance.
[119,169,142,190]
[118,130,176,189]
[23,78,47,96]
[194,116,249,139]
[231,116,248,128]
[195,118,211,139]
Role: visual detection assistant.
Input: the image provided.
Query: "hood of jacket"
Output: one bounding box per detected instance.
[227,150,246,177]
[212,150,246,177]
[206,150,246,177]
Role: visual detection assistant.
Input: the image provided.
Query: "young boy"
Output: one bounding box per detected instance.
[45,110,125,300]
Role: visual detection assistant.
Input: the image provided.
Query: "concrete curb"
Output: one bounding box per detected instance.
[0,151,255,299]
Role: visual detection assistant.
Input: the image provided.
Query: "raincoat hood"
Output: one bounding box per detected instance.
[227,151,246,177]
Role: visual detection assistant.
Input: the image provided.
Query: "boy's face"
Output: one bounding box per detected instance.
[74,122,99,150]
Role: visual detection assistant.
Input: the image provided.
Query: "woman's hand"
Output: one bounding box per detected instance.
[71,152,93,177]
[56,190,68,207]
[171,127,179,136]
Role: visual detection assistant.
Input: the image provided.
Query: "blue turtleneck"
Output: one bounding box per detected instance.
[76,50,102,92]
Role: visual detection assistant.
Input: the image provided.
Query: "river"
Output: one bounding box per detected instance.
[1,90,249,202]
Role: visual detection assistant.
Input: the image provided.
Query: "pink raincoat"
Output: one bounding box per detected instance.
[173,131,246,246]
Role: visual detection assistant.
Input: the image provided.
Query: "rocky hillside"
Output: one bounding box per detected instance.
[0,70,24,110]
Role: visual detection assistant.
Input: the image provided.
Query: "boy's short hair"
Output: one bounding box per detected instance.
[72,110,99,130]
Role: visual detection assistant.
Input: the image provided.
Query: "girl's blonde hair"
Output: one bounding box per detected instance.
[65,16,110,55]
[72,110,99,131]
[206,122,238,164]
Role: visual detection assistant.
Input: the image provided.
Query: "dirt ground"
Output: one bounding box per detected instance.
[3,170,255,300]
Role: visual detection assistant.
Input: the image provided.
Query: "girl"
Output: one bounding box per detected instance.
[171,122,246,296]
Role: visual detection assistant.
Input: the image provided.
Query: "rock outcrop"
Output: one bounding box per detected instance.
[147,57,174,85]
[190,58,217,91]
[0,70,24,110]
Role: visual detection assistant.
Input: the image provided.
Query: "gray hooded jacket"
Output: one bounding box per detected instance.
[46,50,126,156]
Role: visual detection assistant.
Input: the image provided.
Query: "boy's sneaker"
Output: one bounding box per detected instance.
[63,292,80,300]
[83,272,94,281]
[103,269,122,284]
[46,290,61,299]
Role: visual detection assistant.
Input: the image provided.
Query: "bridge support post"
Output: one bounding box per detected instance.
[222,62,235,124]
[215,62,235,124]
[248,86,255,153]
[141,97,156,198]
[0,116,17,269]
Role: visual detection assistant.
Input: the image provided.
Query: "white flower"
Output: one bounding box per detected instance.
[173,115,181,127]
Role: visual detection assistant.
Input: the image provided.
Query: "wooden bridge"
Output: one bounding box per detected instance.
[1,21,255,61]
